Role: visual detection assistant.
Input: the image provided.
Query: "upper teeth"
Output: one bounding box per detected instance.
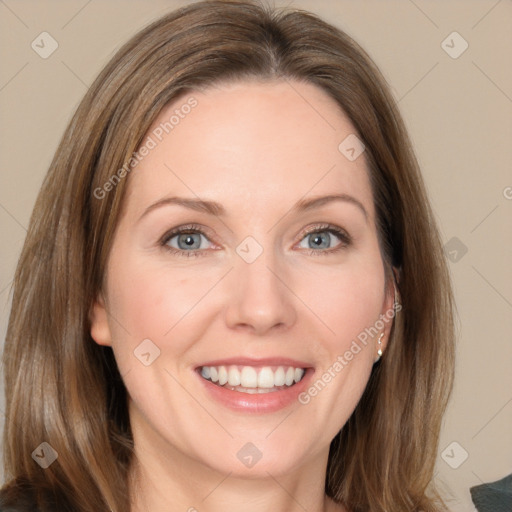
[200,365,305,388]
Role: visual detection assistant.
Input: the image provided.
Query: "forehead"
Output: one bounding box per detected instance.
[124,79,374,221]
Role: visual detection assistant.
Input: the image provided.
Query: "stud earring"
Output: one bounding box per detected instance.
[377,332,383,356]
[375,332,384,362]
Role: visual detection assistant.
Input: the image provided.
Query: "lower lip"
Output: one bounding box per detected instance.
[195,368,314,414]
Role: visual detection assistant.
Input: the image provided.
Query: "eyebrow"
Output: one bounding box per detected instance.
[293,194,368,220]
[138,193,368,222]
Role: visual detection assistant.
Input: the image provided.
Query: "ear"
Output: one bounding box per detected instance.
[89,292,112,347]
[377,269,399,357]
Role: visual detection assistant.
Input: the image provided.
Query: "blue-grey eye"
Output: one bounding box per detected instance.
[298,230,342,250]
[167,232,208,250]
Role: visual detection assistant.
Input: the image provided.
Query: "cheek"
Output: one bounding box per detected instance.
[115,270,191,332]
[295,268,383,438]
[297,261,386,349]
[104,252,222,362]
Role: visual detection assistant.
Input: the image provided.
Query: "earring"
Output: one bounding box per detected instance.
[377,332,383,356]
[375,332,384,362]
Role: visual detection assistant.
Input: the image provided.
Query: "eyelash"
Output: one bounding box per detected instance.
[159,223,352,258]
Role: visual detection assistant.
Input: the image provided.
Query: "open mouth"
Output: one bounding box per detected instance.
[197,364,307,394]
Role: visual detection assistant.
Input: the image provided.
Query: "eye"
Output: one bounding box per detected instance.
[159,223,351,258]
[297,225,351,254]
[160,224,215,257]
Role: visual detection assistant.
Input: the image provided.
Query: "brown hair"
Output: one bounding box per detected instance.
[1,1,455,510]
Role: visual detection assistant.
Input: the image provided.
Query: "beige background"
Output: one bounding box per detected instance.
[1,1,511,510]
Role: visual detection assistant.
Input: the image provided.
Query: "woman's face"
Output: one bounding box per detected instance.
[91,79,394,478]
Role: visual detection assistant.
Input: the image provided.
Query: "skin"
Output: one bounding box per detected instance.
[90,79,395,512]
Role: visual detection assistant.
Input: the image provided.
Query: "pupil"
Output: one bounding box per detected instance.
[179,234,199,249]
[311,232,328,249]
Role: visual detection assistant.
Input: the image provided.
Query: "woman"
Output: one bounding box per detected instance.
[1,1,455,510]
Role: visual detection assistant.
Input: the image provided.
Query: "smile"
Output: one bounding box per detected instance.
[199,364,306,393]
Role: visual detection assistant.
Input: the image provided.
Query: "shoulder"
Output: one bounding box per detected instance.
[0,480,39,512]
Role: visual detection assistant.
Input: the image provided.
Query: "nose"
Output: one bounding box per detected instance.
[223,251,297,336]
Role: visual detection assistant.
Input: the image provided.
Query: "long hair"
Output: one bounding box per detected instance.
[1,1,455,510]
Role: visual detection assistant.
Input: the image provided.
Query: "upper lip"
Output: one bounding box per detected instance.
[196,357,313,369]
